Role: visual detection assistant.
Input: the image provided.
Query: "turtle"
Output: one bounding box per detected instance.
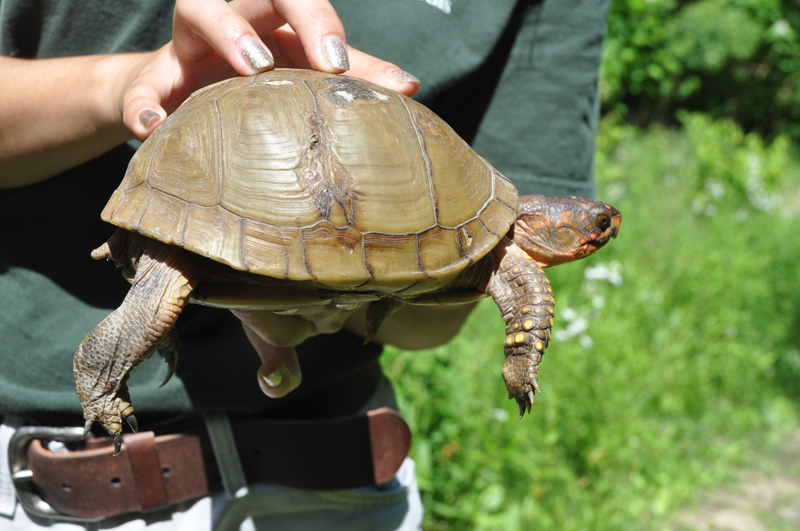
[74,69,621,455]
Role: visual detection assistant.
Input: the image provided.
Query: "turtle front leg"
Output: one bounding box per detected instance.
[484,238,554,419]
[74,233,197,455]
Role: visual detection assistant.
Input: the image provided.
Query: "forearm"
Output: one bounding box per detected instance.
[0,54,147,188]
[346,301,478,351]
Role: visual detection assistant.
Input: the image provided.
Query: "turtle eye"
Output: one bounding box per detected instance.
[596,214,611,231]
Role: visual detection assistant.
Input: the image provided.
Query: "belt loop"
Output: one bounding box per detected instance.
[202,413,248,499]
[123,432,169,510]
[0,415,24,518]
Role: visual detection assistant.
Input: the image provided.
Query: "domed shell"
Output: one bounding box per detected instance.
[102,69,519,292]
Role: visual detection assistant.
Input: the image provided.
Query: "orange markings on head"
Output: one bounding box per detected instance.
[545,218,551,227]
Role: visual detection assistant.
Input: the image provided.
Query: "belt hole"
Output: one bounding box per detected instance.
[110,477,122,487]
[162,467,171,477]
[61,482,73,492]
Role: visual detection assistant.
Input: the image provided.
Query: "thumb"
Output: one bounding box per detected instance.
[122,69,169,139]
[242,322,303,398]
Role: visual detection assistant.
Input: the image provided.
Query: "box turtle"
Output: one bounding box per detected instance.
[74,69,621,454]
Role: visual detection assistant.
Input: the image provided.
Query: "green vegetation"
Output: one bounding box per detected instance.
[381,114,800,529]
[381,2,800,526]
[602,0,800,141]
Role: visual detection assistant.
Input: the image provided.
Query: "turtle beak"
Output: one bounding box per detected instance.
[608,211,621,239]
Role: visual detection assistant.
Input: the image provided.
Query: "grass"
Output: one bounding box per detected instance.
[381,114,800,530]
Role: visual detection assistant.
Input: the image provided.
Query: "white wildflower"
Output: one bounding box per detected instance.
[584,261,623,287]
[490,408,509,422]
[704,178,724,200]
[746,152,778,212]
[561,306,578,322]
[771,20,791,38]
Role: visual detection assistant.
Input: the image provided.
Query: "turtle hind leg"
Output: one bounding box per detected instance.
[74,236,197,455]
[484,239,554,419]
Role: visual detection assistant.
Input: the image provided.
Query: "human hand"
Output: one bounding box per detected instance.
[122,0,420,139]
[234,300,477,399]
[233,305,363,398]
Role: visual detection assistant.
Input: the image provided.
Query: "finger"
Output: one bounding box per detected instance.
[270,0,350,72]
[121,51,173,139]
[241,324,302,398]
[269,27,420,96]
[233,309,316,347]
[173,0,274,76]
[346,47,420,97]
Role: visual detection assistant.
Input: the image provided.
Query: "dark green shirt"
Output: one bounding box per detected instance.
[0,0,609,417]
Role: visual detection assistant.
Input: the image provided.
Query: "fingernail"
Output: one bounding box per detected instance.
[138,109,160,128]
[238,36,273,70]
[323,35,349,71]
[389,69,419,84]
[262,367,283,388]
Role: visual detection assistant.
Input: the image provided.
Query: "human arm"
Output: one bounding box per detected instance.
[0,0,419,189]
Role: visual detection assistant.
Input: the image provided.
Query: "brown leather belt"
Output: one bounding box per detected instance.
[24,408,410,519]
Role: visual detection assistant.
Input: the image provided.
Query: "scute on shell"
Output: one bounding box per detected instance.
[101,69,519,291]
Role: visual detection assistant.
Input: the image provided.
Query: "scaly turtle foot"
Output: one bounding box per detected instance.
[82,393,138,455]
[484,238,554,419]
[74,231,198,455]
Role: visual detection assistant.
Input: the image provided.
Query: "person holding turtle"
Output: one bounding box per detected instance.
[0,0,612,528]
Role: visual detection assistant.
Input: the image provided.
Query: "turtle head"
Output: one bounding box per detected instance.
[511,194,621,267]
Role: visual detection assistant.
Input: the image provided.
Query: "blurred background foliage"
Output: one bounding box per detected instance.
[381,1,800,529]
[602,0,800,141]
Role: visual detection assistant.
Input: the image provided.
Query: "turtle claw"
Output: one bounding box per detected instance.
[113,432,122,456]
[532,378,541,394]
[126,414,138,433]
[82,420,93,439]
[157,327,181,388]
[159,363,176,388]
[517,395,534,419]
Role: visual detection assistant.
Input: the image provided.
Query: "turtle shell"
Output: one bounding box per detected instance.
[102,69,519,293]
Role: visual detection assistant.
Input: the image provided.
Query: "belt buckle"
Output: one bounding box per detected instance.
[8,425,103,523]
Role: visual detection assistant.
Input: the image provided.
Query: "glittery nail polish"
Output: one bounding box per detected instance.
[138,109,160,128]
[389,69,420,83]
[263,367,283,387]
[238,36,273,70]
[323,35,349,71]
